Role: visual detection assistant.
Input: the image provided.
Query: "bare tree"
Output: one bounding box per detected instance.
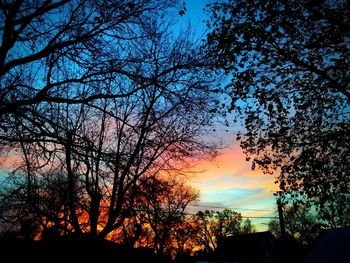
[112,176,199,256]
[0,0,178,117]
[192,210,218,253]
[142,177,198,255]
[171,218,198,258]
[0,18,218,241]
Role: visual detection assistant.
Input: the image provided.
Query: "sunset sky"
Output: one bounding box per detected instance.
[181,0,279,230]
[188,137,279,230]
[0,0,280,232]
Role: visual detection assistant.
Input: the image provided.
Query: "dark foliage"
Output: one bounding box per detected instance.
[206,0,350,226]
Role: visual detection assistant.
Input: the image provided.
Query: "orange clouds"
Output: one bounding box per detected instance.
[189,142,278,191]
[0,151,20,170]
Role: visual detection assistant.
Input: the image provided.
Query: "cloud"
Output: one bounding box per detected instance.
[0,152,20,170]
[187,141,279,230]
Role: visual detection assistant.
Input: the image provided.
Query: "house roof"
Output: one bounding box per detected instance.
[216,231,277,258]
[304,227,350,263]
[219,231,276,247]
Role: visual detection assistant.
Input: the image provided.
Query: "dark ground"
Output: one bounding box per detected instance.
[0,239,170,263]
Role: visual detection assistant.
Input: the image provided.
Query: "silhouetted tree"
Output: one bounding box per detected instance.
[193,209,254,253]
[117,208,148,248]
[142,177,198,255]
[193,210,217,253]
[0,15,218,240]
[171,219,198,258]
[0,0,191,238]
[0,168,77,239]
[0,0,178,119]
[206,0,350,225]
[241,218,255,234]
[268,202,323,245]
[110,176,199,256]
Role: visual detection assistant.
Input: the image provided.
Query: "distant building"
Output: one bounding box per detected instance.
[304,227,350,263]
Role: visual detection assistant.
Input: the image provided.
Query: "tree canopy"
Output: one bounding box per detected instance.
[268,202,323,245]
[206,0,350,225]
[193,209,255,253]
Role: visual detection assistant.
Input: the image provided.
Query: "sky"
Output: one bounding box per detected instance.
[187,134,279,230]
[0,0,280,232]
[180,0,279,230]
